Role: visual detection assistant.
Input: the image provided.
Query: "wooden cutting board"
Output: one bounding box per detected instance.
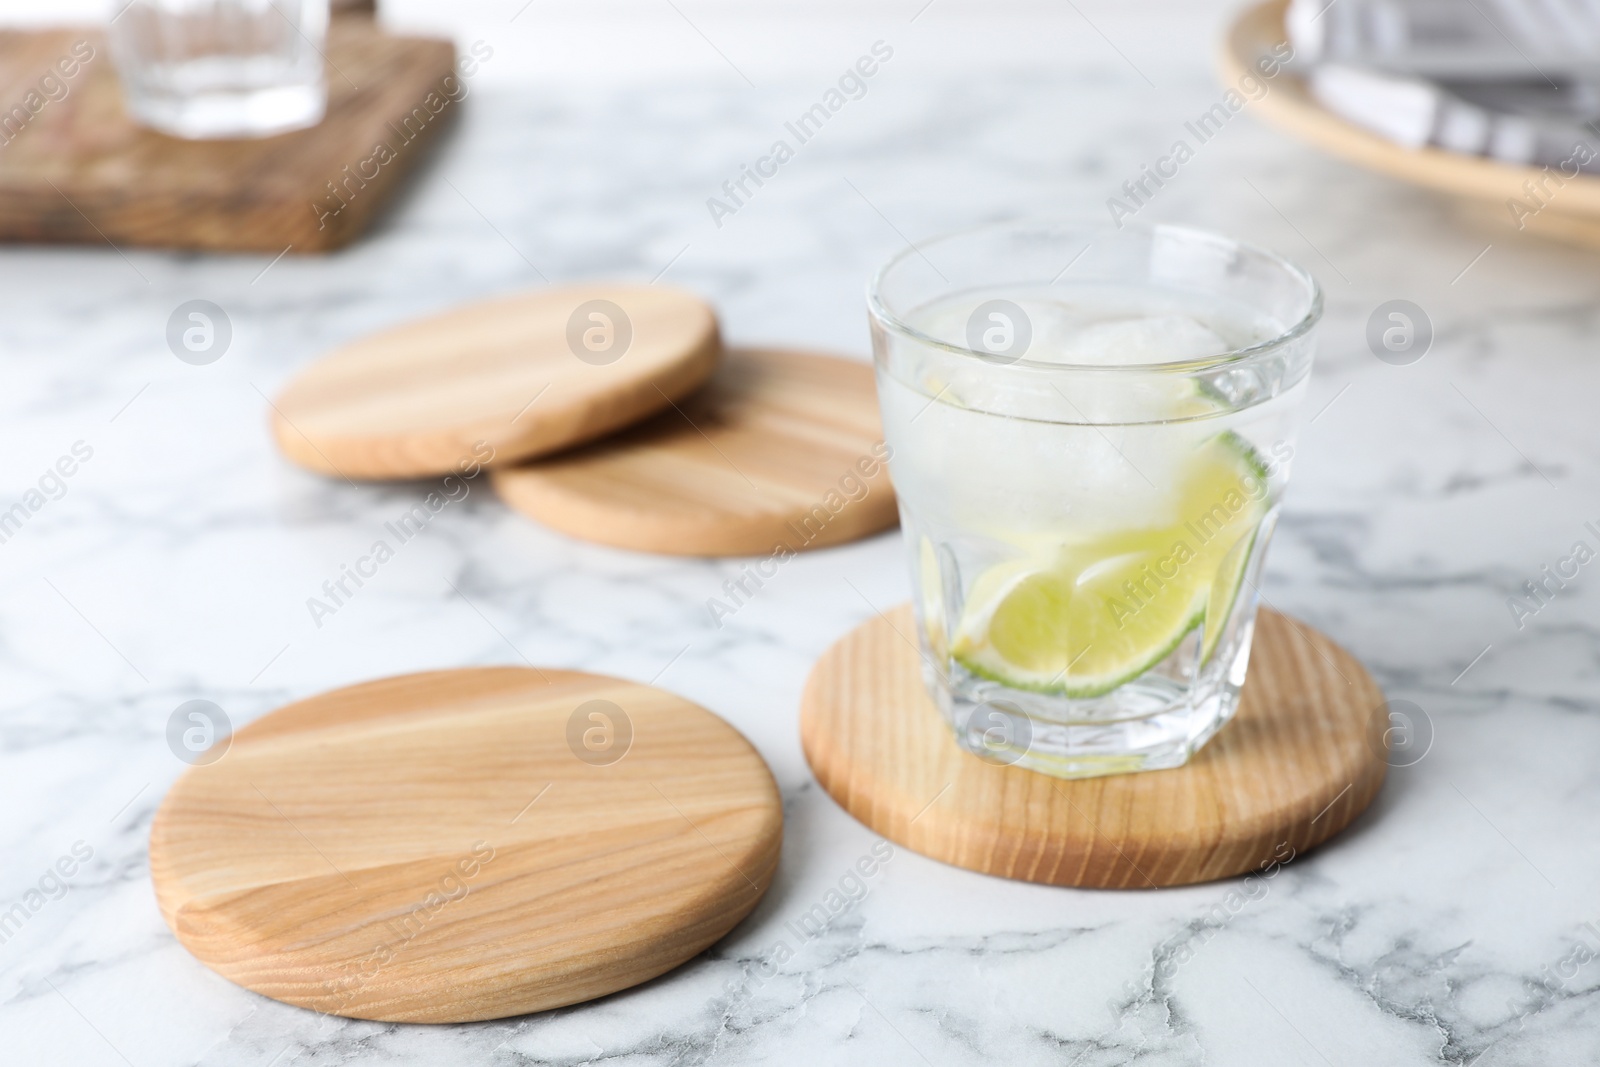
[150,667,782,1023]
[492,348,897,556]
[0,19,455,253]
[800,605,1386,888]
[271,285,721,480]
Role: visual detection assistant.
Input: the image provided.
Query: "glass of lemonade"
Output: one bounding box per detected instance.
[868,220,1321,779]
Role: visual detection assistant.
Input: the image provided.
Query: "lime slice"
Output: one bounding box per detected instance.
[951,431,1269,698]
[1201,521,1259,663]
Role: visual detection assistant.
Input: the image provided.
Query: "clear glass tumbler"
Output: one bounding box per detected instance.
[109,0,329,139]
[868,220,1321,779]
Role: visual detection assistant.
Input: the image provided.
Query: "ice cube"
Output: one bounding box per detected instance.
[1045,314,1230,366]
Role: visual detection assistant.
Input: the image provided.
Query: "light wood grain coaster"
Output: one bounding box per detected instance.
[1223,0,1600,247]
[800,605,1386,889]
[0,18,457,253]
[271,284,721,480]
[150,667,781,1023]
[491,347,897,557]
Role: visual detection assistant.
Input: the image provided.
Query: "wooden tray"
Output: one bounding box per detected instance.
[0,18,456,253]
[801,605,1387,888]
[150,668,782,1022]
[1223,0,1600,245]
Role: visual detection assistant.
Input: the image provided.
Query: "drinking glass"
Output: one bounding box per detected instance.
[868,220,1321,779]
[109,0,330,139]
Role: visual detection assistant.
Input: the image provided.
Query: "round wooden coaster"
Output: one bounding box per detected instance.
[800,605,1387,888]
[270,284,721,480]
[491,348,897,557]
[150,668,781,1023]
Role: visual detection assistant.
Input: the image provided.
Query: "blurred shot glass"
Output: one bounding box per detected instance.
[109,0,330,139]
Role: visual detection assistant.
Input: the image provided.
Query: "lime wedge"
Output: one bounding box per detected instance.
[951,431,1269,698]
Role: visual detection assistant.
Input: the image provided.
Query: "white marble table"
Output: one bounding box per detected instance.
[4,3,1600,1064]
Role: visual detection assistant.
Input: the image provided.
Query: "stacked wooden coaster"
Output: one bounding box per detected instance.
[271,284,897,556]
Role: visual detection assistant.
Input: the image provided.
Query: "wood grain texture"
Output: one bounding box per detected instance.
[272,285,721,479]
[0,21,454,253]
[491,348,897,557]
[150,668,782,1023]
[1222,0,1600,247]
[800,605,1387,888]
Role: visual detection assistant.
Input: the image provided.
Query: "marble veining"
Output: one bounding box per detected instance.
[3,6,1600,1063]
